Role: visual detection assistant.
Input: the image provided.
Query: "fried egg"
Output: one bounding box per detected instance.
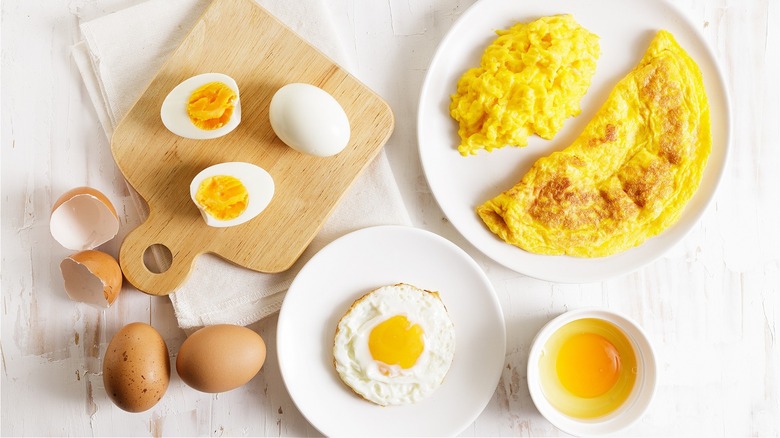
[333,283,456,406]
[478,30,711,257]
[450,15,600,156]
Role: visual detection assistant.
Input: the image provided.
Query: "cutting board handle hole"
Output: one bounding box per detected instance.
[143,244,173,274]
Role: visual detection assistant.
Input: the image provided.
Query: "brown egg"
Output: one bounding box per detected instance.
[103,322,170,412]
[60,250,122,308]
[176,324,266,393]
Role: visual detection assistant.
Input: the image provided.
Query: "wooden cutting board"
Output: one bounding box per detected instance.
[112,0,394,296]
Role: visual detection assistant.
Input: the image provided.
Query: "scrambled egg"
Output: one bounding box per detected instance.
[477,30,711,257]
[450,15,600,156]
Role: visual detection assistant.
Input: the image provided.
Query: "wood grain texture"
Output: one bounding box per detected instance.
[112,0,394,296]
[1,0,777,436]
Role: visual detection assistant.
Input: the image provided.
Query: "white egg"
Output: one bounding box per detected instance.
[333,283,456,406]
[189,162,274,228]
[161,73,241,140]
[269,83,351,157]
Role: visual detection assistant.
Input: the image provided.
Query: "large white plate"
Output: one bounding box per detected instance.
[277,226,506,436]
[418,0,730,283]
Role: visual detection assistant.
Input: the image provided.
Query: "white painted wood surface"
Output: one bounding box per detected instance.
[2,0,778,436]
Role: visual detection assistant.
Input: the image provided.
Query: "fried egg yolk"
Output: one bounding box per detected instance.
[369,315,425,372]
[195,175,248,221]
[187,82,236,130]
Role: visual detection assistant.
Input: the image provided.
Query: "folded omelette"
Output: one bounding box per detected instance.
[477,30,711,257]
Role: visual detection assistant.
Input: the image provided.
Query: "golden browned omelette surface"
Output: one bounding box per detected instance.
[449,15,600,156]
[477,30,712,257]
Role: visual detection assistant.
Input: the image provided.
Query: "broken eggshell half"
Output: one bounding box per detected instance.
[60,249,123,308]
[50,187,120,251]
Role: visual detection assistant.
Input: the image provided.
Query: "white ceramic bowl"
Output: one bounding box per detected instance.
[527,308,657,436]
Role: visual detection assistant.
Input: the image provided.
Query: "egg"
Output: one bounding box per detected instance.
[103,322,171,413]
[538,318,637,419]
[50,186,119,251]
[269,83,351,157]
[450,15,600,155]
[60,250,122,308]
[333,283,456,406]
[175,324,266,393]
[189,162,274,227]
[478,30,711,257]
[161,73,241,140]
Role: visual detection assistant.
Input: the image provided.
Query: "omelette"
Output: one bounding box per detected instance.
[477,30,711,257]
[450,15,600,156]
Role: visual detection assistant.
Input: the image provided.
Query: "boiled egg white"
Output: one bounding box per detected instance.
[333,283,456,406]
[161,73,241,140]
[189,162,274,228]
[269,83,351,157]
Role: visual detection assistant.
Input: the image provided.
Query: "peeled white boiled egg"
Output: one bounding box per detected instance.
[161,73,241,140]
[269,83,351,157]
[50,186,120,251]
[333,283,456,406]
[189,162,274,228]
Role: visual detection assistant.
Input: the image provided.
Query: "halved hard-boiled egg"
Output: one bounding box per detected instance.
[161,73,241,140]
[333,283,456,406]
[189,162,274,228]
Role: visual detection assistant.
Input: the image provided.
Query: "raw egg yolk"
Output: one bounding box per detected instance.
[369,315,424,371]
[556,333,621,398]
[195,175,248,221]
[187,82,236,130]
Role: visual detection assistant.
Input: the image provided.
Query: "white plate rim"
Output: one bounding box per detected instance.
[417,0,731,283]
[276,225,507,436]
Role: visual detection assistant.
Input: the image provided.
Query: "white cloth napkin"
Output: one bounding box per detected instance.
[72,0,411,328]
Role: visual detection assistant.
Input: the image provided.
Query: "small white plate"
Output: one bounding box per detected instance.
[418,0,730,283]
[277,225,506,436]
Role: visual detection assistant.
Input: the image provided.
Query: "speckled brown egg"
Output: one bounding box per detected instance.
[103,322,170,412]
[176,324,266,393]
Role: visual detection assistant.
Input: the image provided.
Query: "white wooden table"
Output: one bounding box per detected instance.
[2,0,778,436]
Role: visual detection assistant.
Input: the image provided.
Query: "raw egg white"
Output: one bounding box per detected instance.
[538,318,637,419]
[189,162,274,228]
[333,283,456,406]
[269,83,351,157]
[161,73,241,140]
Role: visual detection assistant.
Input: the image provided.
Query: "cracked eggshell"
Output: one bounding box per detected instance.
[60,250,123,308]
[50,186,120,251]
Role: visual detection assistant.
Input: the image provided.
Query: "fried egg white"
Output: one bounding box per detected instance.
[478,30,711,257]
[333,283,456,406]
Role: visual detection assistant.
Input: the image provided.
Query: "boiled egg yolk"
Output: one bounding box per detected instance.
[556,333,620,398]
[368,315,424,372]
[195,175,248,221]
[187,82,236,130]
